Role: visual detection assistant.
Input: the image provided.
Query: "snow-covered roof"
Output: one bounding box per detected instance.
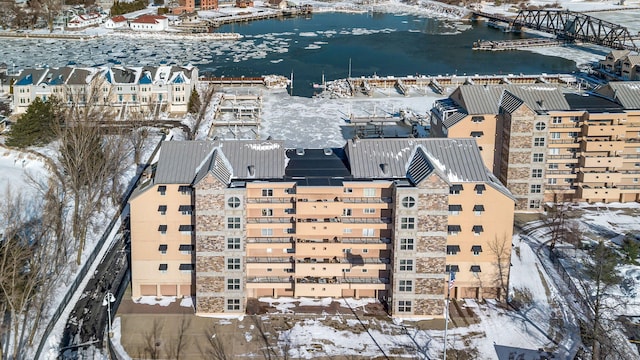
[132,15,167,24]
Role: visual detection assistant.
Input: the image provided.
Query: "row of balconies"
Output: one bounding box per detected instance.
[296,257,390,264]
[296,276,389,284]
[245,196,393,204]
[244,236,393,245]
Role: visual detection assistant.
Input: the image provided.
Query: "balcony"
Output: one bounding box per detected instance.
[548,154,576,160]
[297,238,340,243]
[549,138,579,144]
[297,197,341,203]
[579,186,620,200]
[246,237,293,243]
[342,197,393,204]
[581,156,624,168]
[583,140,625,152]
[342,237,391,244]
[346,257,390,265]
[623,154,640,159]
[579,171,622,183]
[342,277,389,284]
[295,276,389,284]
[619,185,640,190]
[246,257,293,263]
[341,217,392,224]
[246,277,293,283]
[246,197,294,204]
[297,218,341,223]
[247,217,294,224]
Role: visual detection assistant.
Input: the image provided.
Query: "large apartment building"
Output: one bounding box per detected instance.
[430,82,640,210]
[129,138,515,318]
[7,65,198,115]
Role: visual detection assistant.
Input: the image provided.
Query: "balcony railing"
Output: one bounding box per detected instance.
[346,257,391,264]
[342,197,393,204]
[342,237,391,244]
[246,257,293,263]
[550,123,580,128]
[247,217,293,224]
[297,218,341,223]
[342,277,389,284]
[618,185,640,190]
[548,155,576,159]
[246,277,292,283]
[297,197,341,203]
[297,238,340,243]
[296,276,389,284]
[549,139,579,144]
[623,154,640,159]
[246,197,294,204]
[246,237,293,243]
[341,217,392,224]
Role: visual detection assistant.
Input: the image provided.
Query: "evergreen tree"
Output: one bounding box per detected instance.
[6,97,63,148]
[187,87,201,114]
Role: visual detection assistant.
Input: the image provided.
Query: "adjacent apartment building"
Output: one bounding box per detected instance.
[430,82,640,211]
[129,138,515,318]
[8,65,198,115]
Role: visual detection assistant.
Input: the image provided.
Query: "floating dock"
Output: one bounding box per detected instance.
[473,38,565,51]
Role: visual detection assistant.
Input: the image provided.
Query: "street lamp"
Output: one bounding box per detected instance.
[102,291,116,338]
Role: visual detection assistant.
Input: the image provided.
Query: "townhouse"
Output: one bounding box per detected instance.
[9,65,198,115]
[430,82,640,210]
[128,138,515,318]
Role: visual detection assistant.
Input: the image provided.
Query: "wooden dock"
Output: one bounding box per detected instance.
[473,38,565,51]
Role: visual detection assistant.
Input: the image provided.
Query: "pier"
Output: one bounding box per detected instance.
[473,38,565,51]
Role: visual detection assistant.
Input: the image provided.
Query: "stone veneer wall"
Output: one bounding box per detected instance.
[392,173,448,317]
[194,173,233,314]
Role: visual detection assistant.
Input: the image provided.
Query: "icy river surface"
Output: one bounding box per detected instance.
[3,12,581,97]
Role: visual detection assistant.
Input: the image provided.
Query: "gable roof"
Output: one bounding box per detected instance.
[110,15,127,23]
[598,82,640,109]
[452,84,570,115]
[132,14,167,24]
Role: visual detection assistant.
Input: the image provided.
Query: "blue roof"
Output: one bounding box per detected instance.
[139,73,153,84]
[105,71,112,83]
[49,75,65,85]
[172,73,185,84]
[16,74,33,86]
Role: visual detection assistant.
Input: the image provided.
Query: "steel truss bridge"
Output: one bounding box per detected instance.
[472,10,640,52]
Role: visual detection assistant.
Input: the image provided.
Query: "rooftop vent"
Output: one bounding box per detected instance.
[323,148,333,156]
[380,163,389,175]
[248,165,255,177]
[296,148,305,156]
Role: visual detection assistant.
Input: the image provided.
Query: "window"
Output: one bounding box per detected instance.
[158,244,167,255]
[548,163,559,170]
[227,278,241,290]
[548,178,557,185]
[533,153,544,163]
[549,148,559,155]
[401,196,416,208]
[227,258,241,270]
[363,208,376,214]
[446,265,459,272]
[529,199,541,209]
[262,189,273,197]
[228,197,241,208]
[398,300,412,313]
[179,244,194,255]
[179,225,193,234]
[470,131,484,138]
[570,116,580,122]
[471,116,484,123]
[178,185,191,194]
[471,245,483,255]
[532,169,543,178]
[472,225,484,236]
[362,228,374,237]
[227,237,241,250]
[344,187,353,193]
[449,204,462,215]
[552,116,562,124]
[226,299,241,311]
[399,259,414,271]
[342,268,351,273]
[343,208,352,216]
[261,228,273,236]
[158,205,167,215]
[179,264,194,272]
[474,184,485,195]
[530,184,542,194]
[400,217,415,230]
[551,132,561,139]
[179,205,192,215]
[448,225,461,236]
[446,245,460,255]
[343,228,352,234]
[534,137,545,147]
[399,280,413,292]
[400,238,414,250]
[262,208,274,216]
[473,204,484,216]
[159,263,168,273]
[535,122,546,131]
[227,217,241,229]
[158,185,166,196]
[363,188,376,197]
[470,265,482,273]
[158,225,167,235]
[449,184,463,195]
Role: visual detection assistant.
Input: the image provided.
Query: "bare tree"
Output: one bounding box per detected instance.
[142,319,165,359]
[488,235,511,301]
[198,325,231,360]
[164,315,192,360]
[544,192,568,251]
[28,0,62,32]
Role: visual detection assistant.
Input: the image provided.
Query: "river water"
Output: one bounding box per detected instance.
[1,12,579,97]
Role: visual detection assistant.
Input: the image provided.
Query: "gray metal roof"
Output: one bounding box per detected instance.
[602,82,640,109]
[442,111,468,128]
[67,68,93,85]
[155,141,217,184]
[154,139,286,185]
[346,138,488,183]
[454,84,570,115]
